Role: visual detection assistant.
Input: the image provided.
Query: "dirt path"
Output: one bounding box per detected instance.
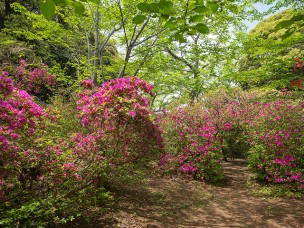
[105,160,304,227]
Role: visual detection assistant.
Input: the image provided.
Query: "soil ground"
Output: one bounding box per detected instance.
[103,159,304,228]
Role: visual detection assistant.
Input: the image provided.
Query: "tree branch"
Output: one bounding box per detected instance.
[133,37,158,76]
[166,48,195,72]
[134,28,165,47]
[117,0,129,48]
[98,20,125,52]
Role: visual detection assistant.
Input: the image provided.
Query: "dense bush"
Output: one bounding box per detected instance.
[158,105,223,181]
[1,60,56,102]
[1,59,303,226]
[77,77,164,165]
[0,68,165,226]
[0,71,46,201]
[246,96,304,190]
[158,88,304,191]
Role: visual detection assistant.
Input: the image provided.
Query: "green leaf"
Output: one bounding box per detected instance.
[159,14,169,23]
[164,20,178,30]
[192,5,209,13]
[193,23,209,34]
[174,32,186,43]
[160,1,175,14]
[165,1,174,11]
[137,3,149,12]
[148,3,159,13]
[158,0,166,9]
[52,0,71,5]
[227,4,238,12]
[72,1,85,15]
[88,0,100,4]
[274,14,304,31]
[290,14,304,22]
[132,15,147,24]
[186,29,197,35]
[40,0,55,19]
[281,29,294,40]
[274,20,294,31]
[190,14,205,23]
[208,2,219,13]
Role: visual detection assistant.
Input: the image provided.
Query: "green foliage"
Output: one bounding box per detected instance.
[133,0,248,42]
[1,1,304,226]
[132,14,147,24]
[72,1,85,15]
[39,0,95,19]
[40,0,56,19]
[236,9,304,90]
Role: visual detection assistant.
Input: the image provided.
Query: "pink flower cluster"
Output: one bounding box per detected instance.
[0,71,46,199]
[77,76,163,164]
[1,60,56,96]
[80,79,94,89]
[159,89,304,189]
[159,106,222,180]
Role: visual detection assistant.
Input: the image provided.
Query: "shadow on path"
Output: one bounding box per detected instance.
[107,159,304,228]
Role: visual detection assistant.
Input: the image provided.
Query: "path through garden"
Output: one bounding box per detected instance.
[101,159,304,227]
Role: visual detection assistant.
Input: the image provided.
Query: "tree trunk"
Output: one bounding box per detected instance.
[91,6,99,84]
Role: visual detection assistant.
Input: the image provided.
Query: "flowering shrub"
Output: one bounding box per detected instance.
[158,105,223,181]
[0,72,46,201]
[246,97,304,190]
[158,88,304,191]
[294,58,304,72]
[1,60,56,101]
[203,89,255,161]
[0,76,109,226]
[77,76,164,164]
[203,89,304,189]
[290,58,303,90]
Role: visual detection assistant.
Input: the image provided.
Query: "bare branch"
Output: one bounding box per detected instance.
[98,20,125,52]
[133,37,158,76]
[134,28,165,47]
[117,0,129,48]
[166,48,195,72]
[131,15,151,47]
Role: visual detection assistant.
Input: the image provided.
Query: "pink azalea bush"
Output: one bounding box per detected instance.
[204,89,304,189]
[1,60,56,101]
[158,88,304,191]
[245,95,304,189]
[1,69,166,225]
[158,105,223,181]
[77,76,164,165]
[290,58,304,90]
[203,89,255,161]
[0,71,46,200]
[0,72,89,205]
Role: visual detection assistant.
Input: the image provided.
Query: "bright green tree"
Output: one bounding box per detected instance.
[235,9,304,90]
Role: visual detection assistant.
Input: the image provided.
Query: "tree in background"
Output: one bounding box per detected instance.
[236,9,304,90]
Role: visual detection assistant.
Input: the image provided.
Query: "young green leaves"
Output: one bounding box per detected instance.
[133,0,227,43]
[133,0,220,43]
[40,0,56,19]
[40,0,100,19]
[274,13,304,40]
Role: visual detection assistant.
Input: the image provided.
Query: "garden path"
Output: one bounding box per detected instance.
[104,159,304,227]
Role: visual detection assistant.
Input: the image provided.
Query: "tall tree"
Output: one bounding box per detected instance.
[236,9,304,90]
[136,0,256,103]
